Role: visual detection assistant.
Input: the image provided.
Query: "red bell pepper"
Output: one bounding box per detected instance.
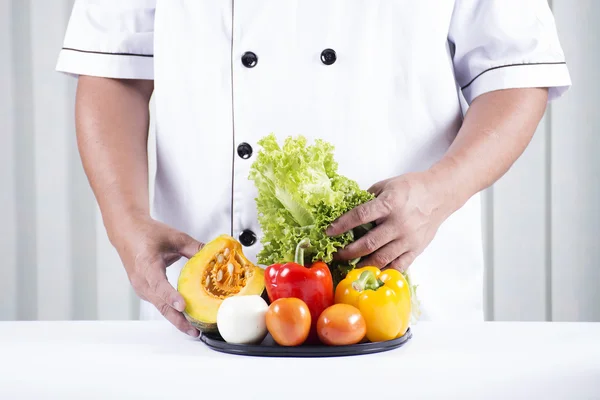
[264,238,334,344]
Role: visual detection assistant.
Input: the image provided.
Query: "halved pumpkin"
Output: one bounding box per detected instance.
[177,234,265,334]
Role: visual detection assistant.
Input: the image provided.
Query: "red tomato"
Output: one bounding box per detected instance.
[266,298,311,346]
[317,304,366,346]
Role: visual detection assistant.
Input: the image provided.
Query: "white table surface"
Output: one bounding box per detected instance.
[0,320,599,399]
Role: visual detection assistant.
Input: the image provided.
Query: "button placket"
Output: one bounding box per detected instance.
[234,44,258,243]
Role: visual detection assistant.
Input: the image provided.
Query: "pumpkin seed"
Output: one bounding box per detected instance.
[216,270,223,282]
[223,247,230,257]
[234,253,243,265]
[227,263,234,275]
[216,254,224,264]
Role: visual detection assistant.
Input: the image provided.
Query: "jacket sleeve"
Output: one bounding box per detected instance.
[56,0,155,80]
[448,0,571,105]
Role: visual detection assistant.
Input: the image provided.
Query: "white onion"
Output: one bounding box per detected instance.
[216,295,269,345]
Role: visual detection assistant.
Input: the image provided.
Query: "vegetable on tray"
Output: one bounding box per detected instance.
[265,298,312,347]
[335,266,412,342]
[177,134,420,351]
[216,295,269,345]
[317,304,366,346]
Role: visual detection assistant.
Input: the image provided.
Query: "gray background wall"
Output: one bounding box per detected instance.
[1,0,598,322]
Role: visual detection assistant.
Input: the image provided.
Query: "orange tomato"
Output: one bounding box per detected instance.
[316,304,366,346]
[265,297,311,346]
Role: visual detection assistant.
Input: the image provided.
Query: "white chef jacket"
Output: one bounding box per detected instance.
[57,0,571,322]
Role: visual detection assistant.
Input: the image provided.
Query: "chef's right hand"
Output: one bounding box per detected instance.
[113,215,204,337]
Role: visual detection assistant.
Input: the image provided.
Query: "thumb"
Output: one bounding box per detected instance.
[173,232,204,259]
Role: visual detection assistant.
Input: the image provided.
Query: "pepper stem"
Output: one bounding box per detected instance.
[351,270,384,292]
[294,238,311,266]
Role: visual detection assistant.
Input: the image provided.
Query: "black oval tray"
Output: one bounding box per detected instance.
[199,328,412,358]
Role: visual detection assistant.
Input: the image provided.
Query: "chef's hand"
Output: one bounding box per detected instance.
[327,89,551,272]
[74,76,204,337]
[114,216,204,337]
[327,172,454,272]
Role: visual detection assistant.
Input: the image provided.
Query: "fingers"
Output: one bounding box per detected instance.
[144,261,198,337]
[173,232,204,259]
[156,301,199,337]
[131,266,198,337]
[124,222,204,338]
[367,179,390,197]
[356,239,408,269]
[335,223,396,260]
[384,251,417,273]
[145,259,186,312]
[326,197,392,237]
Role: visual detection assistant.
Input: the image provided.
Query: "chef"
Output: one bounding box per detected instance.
[56,1,571,337]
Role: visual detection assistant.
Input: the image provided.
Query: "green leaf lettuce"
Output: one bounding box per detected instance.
[248,133,374,269]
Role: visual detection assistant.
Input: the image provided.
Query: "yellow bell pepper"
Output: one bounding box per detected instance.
[334,266,411,342]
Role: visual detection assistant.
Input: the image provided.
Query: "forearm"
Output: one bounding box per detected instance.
[428,87,549,212]
[75,76,154,244]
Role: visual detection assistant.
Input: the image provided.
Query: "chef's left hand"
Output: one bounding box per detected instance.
[327,171,455,272]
